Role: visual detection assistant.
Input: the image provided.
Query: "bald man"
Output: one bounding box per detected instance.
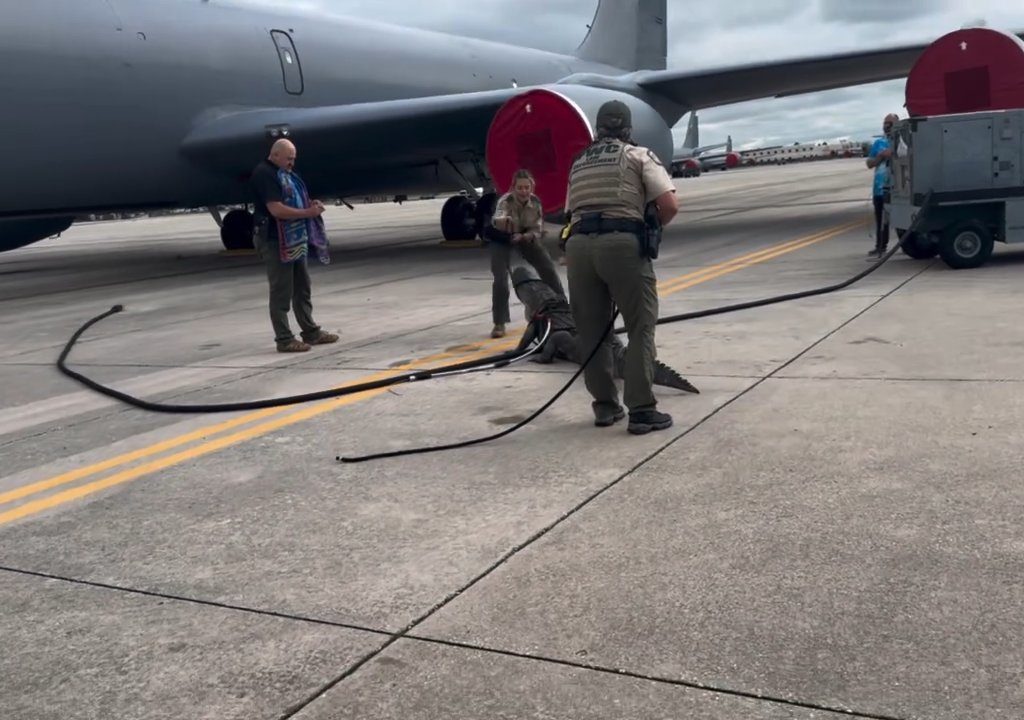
[865,113,898,259]
[250,139,338,352]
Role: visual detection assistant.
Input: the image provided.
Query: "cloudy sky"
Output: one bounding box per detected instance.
[239,0,1024,150]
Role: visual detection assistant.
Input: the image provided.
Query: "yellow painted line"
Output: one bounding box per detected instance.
[659,220,865,298]
[0,340,505,509]
[0,341,520,527]
[0,218,865,525]
[654,228,837,293]
[656,220,864,296]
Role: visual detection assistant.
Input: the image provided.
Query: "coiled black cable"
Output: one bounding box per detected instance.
[59,196,929,458]
[339,312,619,463]
[55,305,553,413]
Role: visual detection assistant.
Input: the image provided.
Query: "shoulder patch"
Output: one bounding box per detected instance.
[645,149,664,168]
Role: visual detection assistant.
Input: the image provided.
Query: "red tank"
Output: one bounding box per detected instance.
[905,27,1024,116]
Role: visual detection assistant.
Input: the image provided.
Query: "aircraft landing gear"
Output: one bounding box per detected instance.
[440,192,498,242]
[220,208,255,251]
[441,196,477,241]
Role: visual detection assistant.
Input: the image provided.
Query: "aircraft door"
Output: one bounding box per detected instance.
[270,30,304,95]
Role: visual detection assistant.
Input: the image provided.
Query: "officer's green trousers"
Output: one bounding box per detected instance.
[565,231,659,413]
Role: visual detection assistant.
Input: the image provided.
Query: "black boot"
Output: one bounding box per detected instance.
[627,409,673,435]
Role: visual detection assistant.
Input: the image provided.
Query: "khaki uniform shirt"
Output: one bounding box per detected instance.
[492,192,545,240]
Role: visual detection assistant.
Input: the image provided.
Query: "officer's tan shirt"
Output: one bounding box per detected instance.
[635,146,676,205]
[492,192,545,238]
[564,144,676,221]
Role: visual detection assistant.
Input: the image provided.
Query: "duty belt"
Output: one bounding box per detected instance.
[569,213,645,238]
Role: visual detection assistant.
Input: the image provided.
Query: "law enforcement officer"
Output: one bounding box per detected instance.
[487,168,565,338]
[563,100,679,434]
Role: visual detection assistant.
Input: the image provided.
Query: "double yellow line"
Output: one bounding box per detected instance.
[0,340,518,526]
[0,219,862,527]
[658,219,864,297]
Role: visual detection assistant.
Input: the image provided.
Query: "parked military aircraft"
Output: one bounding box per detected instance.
[670,113,729,178]
[2,0,1019,254]
[697,136,740,172]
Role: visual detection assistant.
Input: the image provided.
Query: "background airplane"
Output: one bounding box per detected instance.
[696,135,740,172]
[2,0,1020,255]
[670,112,730,178]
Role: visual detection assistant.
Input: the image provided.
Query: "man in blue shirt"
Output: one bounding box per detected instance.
[865,113,898,258]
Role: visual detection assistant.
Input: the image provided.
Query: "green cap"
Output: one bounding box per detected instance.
[596,100,631,130]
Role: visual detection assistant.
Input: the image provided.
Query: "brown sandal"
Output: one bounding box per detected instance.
[305,331,339,345]
[277,339,311,353]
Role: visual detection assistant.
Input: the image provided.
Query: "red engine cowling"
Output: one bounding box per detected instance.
[723,152,741,169]
[905,27,1024,116]
[485,86,674,214]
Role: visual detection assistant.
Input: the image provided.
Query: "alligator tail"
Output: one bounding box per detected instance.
[654,361,700,394]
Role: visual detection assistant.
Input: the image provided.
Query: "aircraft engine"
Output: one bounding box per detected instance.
[723,151,741,169]
[0,217,74,254]
[681,158,701,177]
[485,86,674,215]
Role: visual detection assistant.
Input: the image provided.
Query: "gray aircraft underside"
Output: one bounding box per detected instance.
[2,0,1020,252]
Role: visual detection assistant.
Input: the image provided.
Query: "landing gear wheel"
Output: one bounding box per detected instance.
[938,220,993,269]
[441,196,477,241]
[220,209,255,251]
[474,192,498,240]
[898,230,938,260]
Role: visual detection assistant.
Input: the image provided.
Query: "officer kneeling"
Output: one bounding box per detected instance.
[563,100,679,434]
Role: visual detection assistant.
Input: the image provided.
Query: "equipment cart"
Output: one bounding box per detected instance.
[887,108,1024,269]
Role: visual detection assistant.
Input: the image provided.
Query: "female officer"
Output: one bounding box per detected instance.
[487,169,565,338]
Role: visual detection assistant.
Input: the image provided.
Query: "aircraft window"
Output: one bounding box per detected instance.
[270,30,304,95]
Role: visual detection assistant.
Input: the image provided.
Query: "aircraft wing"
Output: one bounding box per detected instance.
[633,35,1024,109]
[180,87,522,172]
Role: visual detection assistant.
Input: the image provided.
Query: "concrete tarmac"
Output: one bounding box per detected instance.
[3,158,1024,719]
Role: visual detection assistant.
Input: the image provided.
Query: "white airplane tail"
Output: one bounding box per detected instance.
[575,0,667,71]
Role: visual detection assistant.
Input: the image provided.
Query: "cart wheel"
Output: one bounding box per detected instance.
[938,220,994,269]
[898,231,938,260]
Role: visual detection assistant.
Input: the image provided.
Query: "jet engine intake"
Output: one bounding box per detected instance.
[485,86,674,214]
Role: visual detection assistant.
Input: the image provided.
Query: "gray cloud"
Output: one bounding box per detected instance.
[230,1,1024,148]
[818,0,947,25]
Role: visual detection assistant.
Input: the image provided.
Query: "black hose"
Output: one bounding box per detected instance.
[623,235,905,332]
[339,312,619,463]
[55,306,553,413]
[342,195,934,462]
[59,197,930,455]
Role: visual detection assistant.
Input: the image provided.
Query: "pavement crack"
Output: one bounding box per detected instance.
[272,262,931,717]
[396,633,909,720]
[771,374,1024,383]
[0,564,396,639]
[0,564,906,720]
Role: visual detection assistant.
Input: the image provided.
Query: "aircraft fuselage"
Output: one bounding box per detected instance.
[0,0,622,221]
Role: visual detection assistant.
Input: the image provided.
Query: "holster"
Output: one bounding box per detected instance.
[568,211,661,260]
[642,201,662,260]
